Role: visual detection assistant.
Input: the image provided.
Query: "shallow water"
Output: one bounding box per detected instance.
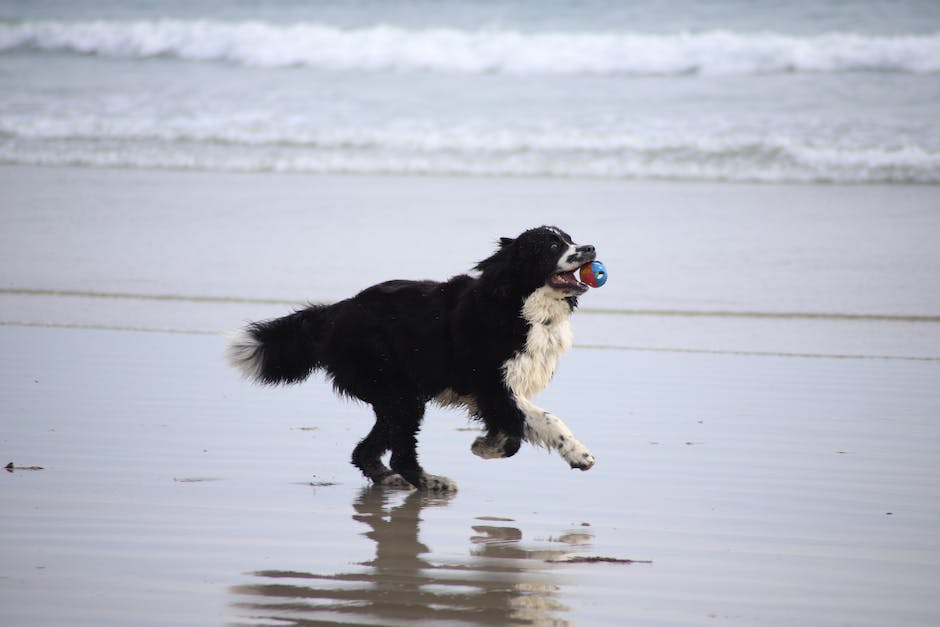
[2,163,939,624]
[2,325,939,626]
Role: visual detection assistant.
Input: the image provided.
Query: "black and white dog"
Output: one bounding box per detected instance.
[227,226,597,491]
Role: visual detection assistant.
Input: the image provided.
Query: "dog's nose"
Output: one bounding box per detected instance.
[578,245,595,255]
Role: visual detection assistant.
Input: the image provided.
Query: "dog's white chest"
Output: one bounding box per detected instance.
[503,287,573,400]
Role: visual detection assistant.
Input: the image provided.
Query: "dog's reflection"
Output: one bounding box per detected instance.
[231,487,590,625]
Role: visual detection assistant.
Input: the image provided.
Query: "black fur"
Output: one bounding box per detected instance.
[228,226,596,490]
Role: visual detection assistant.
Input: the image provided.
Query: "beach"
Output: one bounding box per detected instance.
[2,165,940,626]
[3,0,940,623]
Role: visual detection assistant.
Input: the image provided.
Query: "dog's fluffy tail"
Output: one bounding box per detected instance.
[226,304,331,385]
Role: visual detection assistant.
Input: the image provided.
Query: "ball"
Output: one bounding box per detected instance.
[579,260,608,288]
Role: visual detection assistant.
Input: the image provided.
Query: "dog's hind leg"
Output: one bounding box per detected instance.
[351,416,406,487]
[374,399,457,492]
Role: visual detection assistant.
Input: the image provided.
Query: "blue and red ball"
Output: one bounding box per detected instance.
[579,260,607,288]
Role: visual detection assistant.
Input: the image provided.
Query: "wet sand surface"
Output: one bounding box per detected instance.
[2,166,940,625]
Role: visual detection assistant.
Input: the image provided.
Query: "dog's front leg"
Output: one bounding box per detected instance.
[516,397,595,470]
[469,388,525,460]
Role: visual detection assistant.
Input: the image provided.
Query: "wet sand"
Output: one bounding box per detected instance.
[2,165,940,625]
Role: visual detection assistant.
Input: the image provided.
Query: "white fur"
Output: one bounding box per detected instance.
[520,405,595,469]
[502,285,595,470]
[503,286,572,399]
[558,242,582,271]
[225,328,265,382]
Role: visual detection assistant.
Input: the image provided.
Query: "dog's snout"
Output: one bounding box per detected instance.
[564,243,597,267]
[576,244,597,262]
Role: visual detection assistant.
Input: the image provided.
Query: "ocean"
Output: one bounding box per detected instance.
[1,0,939,183]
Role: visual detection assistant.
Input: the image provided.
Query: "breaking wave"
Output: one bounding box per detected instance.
[2,118,937,183]
[2,19,940,75]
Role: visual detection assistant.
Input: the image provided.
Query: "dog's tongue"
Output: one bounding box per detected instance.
[549,270,581,290]
[557,271,580,287]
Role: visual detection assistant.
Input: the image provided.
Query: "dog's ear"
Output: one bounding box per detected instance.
[474,237,517,299]
[475,236,515,273]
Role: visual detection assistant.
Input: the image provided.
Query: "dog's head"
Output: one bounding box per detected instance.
[475,226,597,300]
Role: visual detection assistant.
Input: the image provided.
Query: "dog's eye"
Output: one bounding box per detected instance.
[551,242,560,251]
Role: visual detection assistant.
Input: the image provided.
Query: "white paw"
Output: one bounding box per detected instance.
[522,409,595,471]
[561,439,595,471]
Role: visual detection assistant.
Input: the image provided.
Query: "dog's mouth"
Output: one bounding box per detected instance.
[547,243,596,295]
[548,270,589,294]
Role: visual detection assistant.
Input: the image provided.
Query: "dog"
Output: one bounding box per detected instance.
[226,225,597,491]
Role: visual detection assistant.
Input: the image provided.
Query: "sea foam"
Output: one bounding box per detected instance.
[2,116,938,183]
[2,19,939,75]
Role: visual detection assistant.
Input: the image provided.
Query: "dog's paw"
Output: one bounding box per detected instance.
[562,440,596,471]
[377,473,415,490]
[417,473,458,492]
[570,451,595,471]
[471,433,521,459]
[471,433,507,458]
